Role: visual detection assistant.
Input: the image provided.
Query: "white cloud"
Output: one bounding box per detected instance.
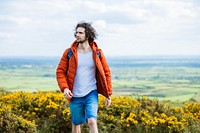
[94,20,107,29]
[151,0,198,18]
[0,31,16,38]
[0,0,200,56]
[0,15,33,25]
[84,1,107,13]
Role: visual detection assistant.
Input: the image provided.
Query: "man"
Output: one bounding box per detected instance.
[56,22,112,133]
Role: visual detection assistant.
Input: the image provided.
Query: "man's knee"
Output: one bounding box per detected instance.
[87,118,97,127]
[72,124,81,130]
[72,124,80,127]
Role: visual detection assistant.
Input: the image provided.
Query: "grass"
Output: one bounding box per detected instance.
[0,66,199,101]
[156,94,195,101]
[0,68,59,92]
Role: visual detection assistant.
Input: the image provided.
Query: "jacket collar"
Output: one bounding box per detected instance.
[70,40,99,53]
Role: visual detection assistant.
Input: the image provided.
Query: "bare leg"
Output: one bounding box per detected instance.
[87,118,98,133]
[72,124,81,133]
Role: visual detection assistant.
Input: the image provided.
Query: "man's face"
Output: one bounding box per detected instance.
[75,27,87,43]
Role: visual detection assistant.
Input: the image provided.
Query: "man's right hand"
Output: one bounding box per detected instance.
[64,89,73,99]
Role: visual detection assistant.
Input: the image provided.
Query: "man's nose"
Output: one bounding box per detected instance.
[76,32,81,36]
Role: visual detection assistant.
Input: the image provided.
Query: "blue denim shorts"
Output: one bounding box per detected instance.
[69,90,98,125]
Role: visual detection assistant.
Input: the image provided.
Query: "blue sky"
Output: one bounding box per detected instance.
[0,0,200,57]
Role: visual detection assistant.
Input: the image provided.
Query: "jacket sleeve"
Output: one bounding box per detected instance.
[56,49,70,93]
[99,50,112,95]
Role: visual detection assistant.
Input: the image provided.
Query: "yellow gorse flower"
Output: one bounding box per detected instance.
[0,91,200,132]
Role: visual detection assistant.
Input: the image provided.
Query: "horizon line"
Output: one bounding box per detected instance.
[0,55,200,58]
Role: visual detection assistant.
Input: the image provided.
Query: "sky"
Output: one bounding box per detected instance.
[0,0,200,57]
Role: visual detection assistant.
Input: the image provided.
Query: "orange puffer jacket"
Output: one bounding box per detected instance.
[56,41,112,99]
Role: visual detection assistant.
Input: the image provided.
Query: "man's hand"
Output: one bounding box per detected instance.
[64,89,73,99]
[105,97,111,107]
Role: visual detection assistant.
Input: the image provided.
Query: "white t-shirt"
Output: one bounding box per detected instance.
[73,51,97,97]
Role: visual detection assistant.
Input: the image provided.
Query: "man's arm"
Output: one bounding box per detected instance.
[99,49,112,95]
[56,49,70,92]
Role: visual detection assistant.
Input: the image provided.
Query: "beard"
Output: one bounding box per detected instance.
[77,38,87,44]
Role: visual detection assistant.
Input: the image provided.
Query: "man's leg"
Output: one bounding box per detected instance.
[72,124,81,133]
[70,97,86,133]
[85,90,99,133]
[87,118,98,133]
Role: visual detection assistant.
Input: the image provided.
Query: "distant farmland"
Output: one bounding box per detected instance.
[0,56,200,101]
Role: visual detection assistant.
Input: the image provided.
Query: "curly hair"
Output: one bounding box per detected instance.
[74,22,98,43]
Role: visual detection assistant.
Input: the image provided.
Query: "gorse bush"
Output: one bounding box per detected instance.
[0,92,70,133]
[0,91,199,133]
[0,102,37,133]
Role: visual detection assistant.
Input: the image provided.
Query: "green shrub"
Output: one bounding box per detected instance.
[0,104,36,133]
[0,92,200,133]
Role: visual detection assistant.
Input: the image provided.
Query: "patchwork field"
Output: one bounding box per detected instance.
[0,56,200,101]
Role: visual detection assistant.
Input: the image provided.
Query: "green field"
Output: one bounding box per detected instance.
[0,67,58,92]
[112,66,200,101]
[0,65,199,102]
